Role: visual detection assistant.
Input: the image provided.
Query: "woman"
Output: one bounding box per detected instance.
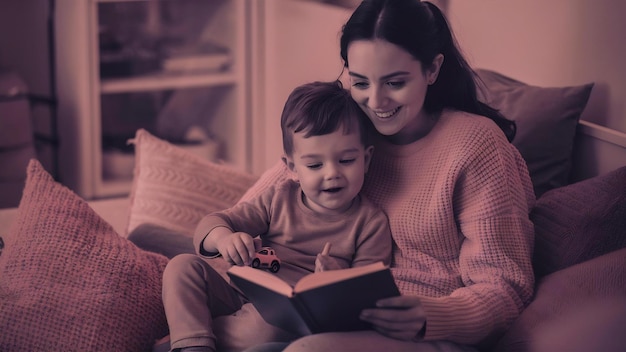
[240,0,535,351]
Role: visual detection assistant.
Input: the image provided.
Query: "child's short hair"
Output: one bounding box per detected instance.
[281,80,371,156]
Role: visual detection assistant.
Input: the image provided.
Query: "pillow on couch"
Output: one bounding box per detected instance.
[531,165,626,278]
[126,129,259,236]
[476,69,594,197]
[494,247,626,352]
[0,160,169,351]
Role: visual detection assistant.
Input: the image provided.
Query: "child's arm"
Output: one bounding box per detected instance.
[352,209,393,268]
[194,184,277,264]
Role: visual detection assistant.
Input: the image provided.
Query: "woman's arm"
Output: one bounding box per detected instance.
[417,128,536,345]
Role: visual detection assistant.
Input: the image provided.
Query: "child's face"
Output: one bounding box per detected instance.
[285,127,373,215]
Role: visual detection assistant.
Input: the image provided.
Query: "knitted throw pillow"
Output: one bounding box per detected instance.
[0,160,169,351]
[126,129,259,236]
[494,247,626,352]
[476,69,593,197]
[531,165,626,278]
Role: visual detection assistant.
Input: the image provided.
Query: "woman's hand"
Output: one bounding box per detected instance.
[215,231,256,266]
[360,295,426,341]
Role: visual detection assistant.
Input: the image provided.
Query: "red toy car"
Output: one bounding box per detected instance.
[251,247,281,273]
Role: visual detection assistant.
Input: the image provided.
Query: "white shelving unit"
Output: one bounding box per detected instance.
[55,0,249,199]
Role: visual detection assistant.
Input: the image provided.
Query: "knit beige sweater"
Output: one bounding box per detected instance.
[240,110,536,346]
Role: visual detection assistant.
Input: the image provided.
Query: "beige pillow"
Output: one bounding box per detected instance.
[0,159,169,351]
[126,129,259,236]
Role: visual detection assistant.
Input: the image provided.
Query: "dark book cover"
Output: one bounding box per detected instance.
[227,262,400,335]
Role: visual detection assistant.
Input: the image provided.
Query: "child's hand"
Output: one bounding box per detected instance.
[216,232,256,266]
[315,242,344,272]
[315,254,345,272]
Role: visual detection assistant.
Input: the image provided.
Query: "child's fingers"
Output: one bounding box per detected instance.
[315,255,325,272]
[235,232,257,265]
[321,242,332,256]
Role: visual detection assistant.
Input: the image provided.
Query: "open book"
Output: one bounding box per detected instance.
[227,261,400,336]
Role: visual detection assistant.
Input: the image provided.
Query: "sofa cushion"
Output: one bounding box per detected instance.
[531,166,626,278]
[494,247,626,352]
[530,297,626,352]
[126,129,258,236]
[0,160,169,351]
[476,69,593,197]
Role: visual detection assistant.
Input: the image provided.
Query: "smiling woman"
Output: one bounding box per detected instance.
[346,39,438,143]
[242,1,537,351]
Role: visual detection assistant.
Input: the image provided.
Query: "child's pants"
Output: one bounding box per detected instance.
[162,254,297,351]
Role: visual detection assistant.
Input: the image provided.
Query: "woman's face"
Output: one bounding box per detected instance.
[347,39,440,144]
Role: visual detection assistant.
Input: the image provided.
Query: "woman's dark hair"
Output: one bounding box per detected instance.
[281,80,373,156]
[339,0,516,142]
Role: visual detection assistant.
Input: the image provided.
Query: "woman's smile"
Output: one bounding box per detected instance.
[374,106,402,119]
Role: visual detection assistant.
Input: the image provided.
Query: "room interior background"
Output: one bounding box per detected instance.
[0,0,624,205]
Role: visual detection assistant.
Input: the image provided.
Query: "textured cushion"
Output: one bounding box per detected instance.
[476,69,593,197]
[494,247,626,352]
[126,129,259,236]
[0,160,169,351]
[531,166,626,278]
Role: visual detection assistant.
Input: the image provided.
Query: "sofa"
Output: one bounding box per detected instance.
[1,69,625,351]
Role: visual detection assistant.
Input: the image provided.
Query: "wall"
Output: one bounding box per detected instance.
[2,1,623,181]
[251,0,352,173]
[0,1,51,98]
[446,0,626,133]
[0,0,56,177]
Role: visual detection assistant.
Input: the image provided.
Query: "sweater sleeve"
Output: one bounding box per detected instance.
[239,161,291,203]
[193,160,289,255]
[193,185,277,257]
[419,127,536,346]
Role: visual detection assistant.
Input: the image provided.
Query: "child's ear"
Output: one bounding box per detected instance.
[282,155,298,179]
[363,145,374,173]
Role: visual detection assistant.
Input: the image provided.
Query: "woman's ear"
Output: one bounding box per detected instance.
[427,53,444,85]
[363,145,374,173]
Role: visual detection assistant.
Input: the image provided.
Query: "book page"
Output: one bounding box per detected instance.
[294,262,386,293]
[228,265,294,297]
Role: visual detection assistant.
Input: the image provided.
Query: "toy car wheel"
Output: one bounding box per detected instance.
[252,258,261,268]
[270,261,280,273]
